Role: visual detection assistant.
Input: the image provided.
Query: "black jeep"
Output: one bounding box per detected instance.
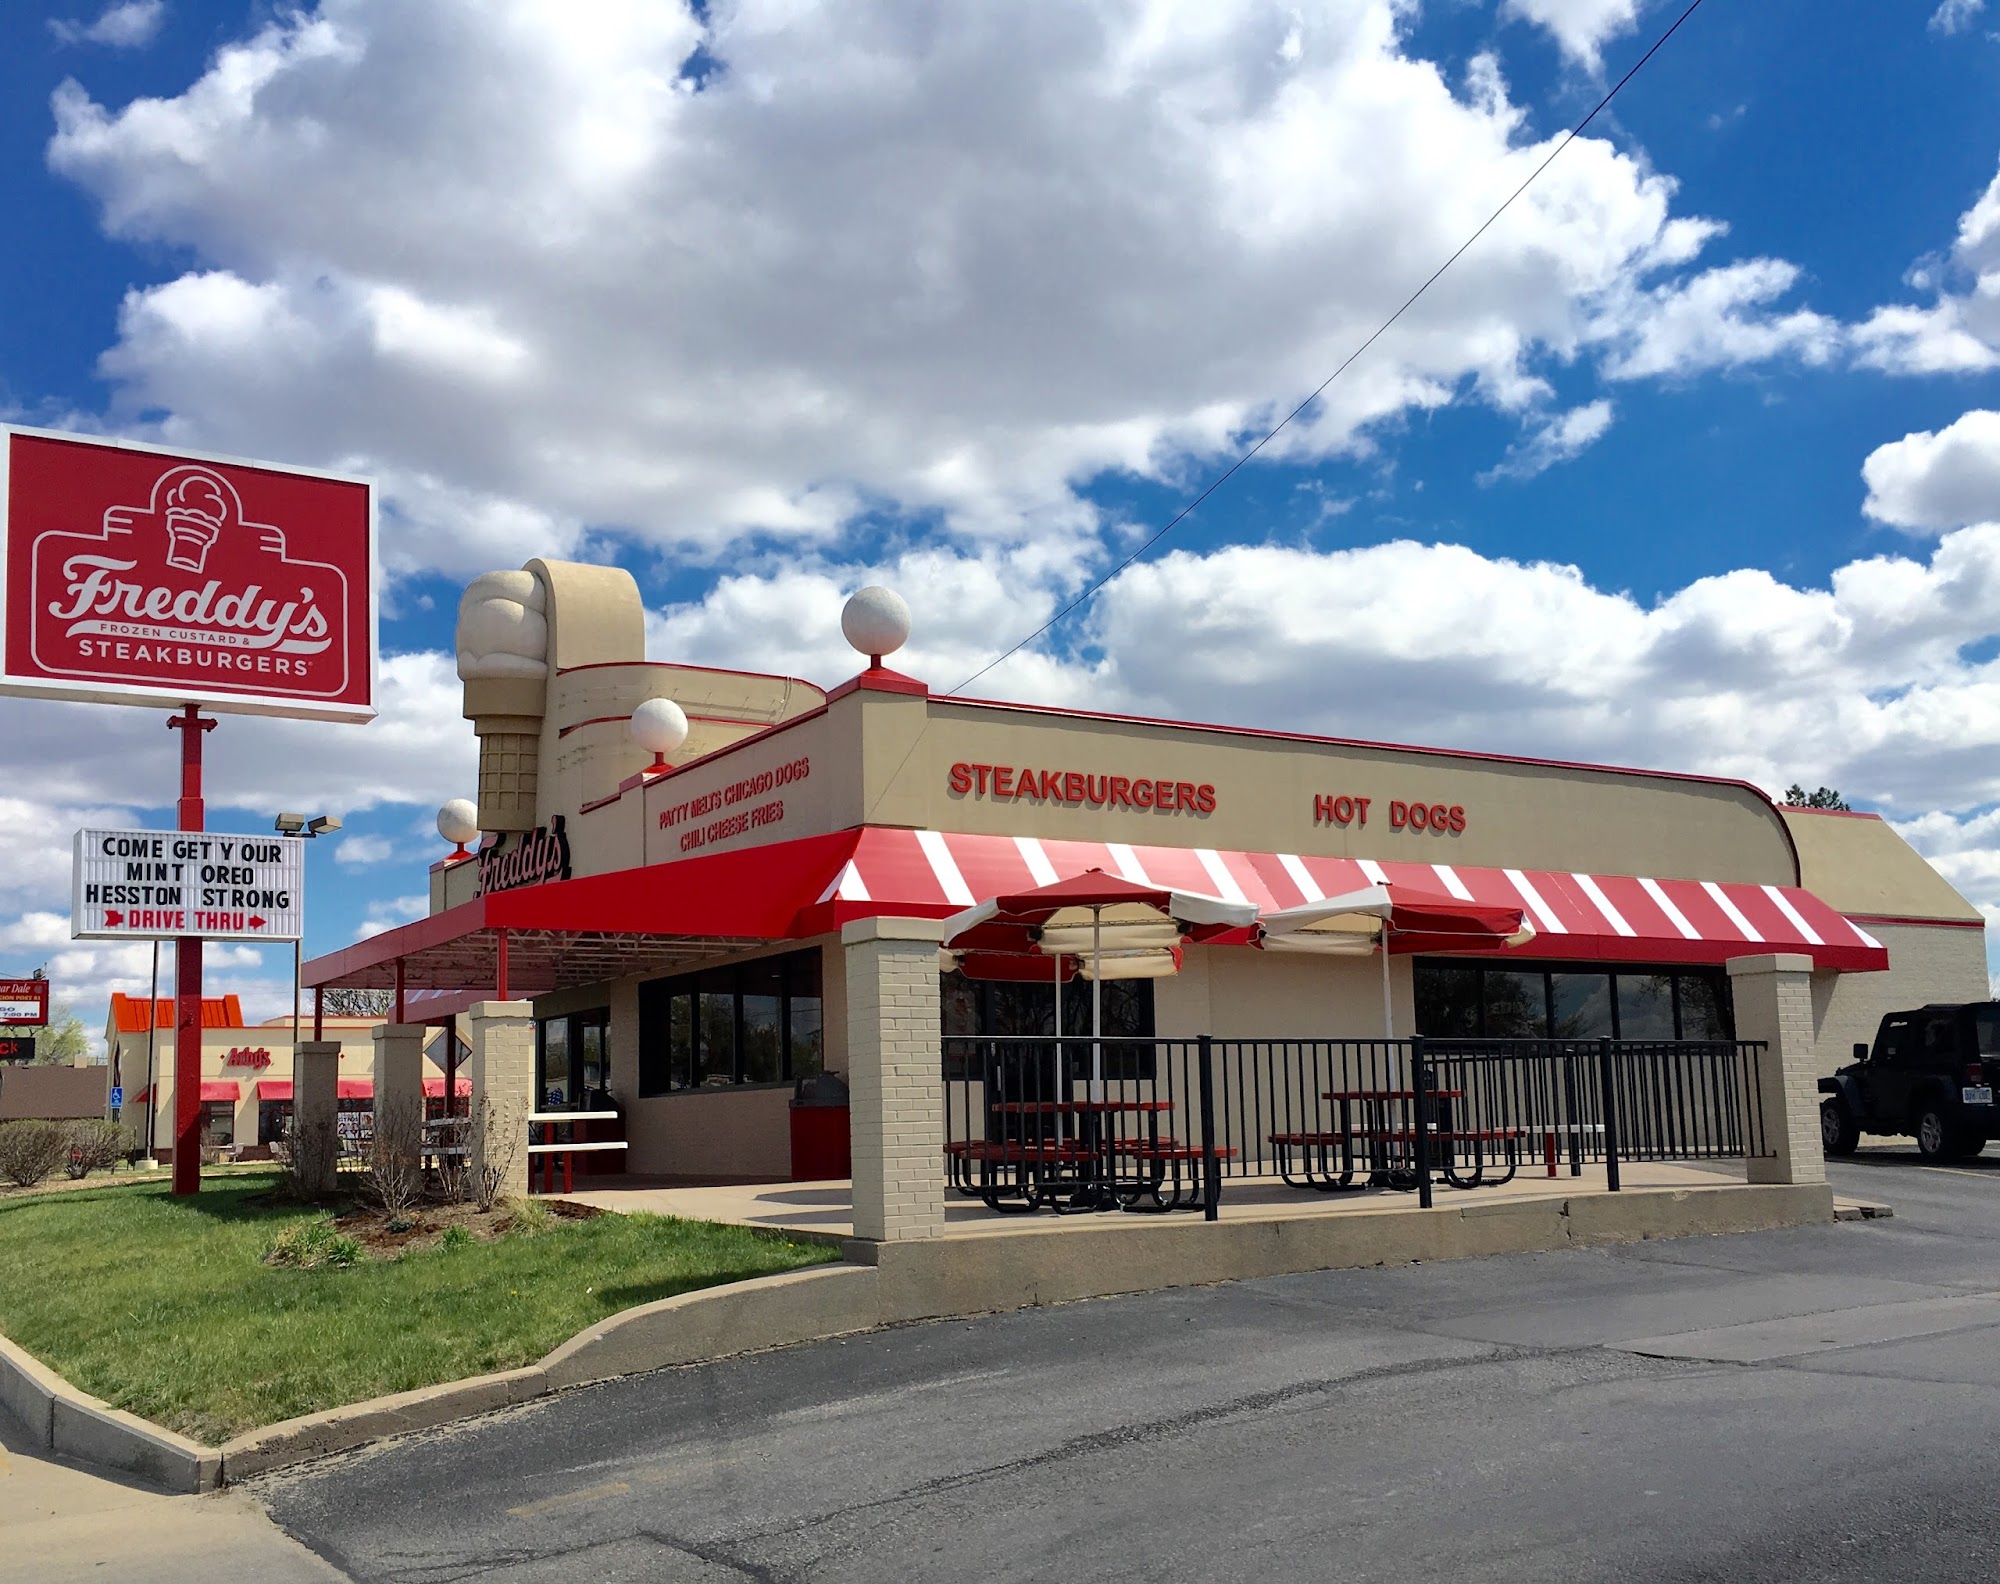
[1819,1002,2000,1162]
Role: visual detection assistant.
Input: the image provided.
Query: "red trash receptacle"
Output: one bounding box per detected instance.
[789,1071,851,1181]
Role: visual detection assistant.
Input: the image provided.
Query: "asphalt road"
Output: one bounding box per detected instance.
[240,1150,2000,1584]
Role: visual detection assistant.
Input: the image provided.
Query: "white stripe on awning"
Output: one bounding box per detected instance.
[1572,871,1635,937]
[1106,843,1155,887]
[1762,884,1824,947]
[1277,853,1324,904]
[1702,881,1761,941]
[1639,876,1702,940]
[820,860,869,904]
[916,830,975,907]
[1013,835,1059,888]
[1431,864,1474,902]
[1504,869,1566,934]
[1848,919,1884,950]
[1357,858,1390,886]
[1194,848,1250,906]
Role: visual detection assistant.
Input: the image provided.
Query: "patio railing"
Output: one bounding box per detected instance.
[942,1033,1770,1216]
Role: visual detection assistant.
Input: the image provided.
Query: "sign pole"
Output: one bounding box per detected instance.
[168,704,216,1196]
[143,940,159,1161]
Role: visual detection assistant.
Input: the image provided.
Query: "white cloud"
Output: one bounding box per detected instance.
[41,1,1825,573]
[333,833,396,868]
[1863,410,2000,533]
[1929,0,1988,35]
[356,894,428,940]
[1595,259,1842,381]
[50,1,166,49]
[1478,398,1614,482]
[1501,0,1639,71]
[1853,159,2000,375]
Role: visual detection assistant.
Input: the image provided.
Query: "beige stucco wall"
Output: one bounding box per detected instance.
[1810,922,1990,1076]
[1781,808,1981,924]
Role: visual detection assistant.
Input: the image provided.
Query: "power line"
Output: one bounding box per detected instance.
[948,0,1710,696]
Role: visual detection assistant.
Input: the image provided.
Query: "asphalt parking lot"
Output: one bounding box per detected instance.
[246,1151,2000,1584]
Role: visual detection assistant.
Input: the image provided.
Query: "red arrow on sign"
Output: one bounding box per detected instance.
[104,909,125,926]
[248,916,267,929]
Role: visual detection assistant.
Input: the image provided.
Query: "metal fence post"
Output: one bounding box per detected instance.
[1411,1036,1433,1210]
[1598,1036,1621,1193]
[1198,1034,1220,1222]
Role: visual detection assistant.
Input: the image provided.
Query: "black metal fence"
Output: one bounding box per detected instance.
[941,1033,1770,1217]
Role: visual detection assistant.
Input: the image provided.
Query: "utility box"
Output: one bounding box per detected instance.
[789,1070,851,1182]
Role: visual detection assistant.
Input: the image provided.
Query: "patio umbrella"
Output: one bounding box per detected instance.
[1256,884,1531,1038]
[942,869,1256,1097]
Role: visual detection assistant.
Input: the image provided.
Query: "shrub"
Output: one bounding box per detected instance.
[503,1196,551,1236]
[438,1223,473,1251]
[265,1216,362,1270]
[63,1119,134,1180]
[0,1120,71,1188]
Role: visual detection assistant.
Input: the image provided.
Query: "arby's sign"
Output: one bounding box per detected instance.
[0,426,375,721]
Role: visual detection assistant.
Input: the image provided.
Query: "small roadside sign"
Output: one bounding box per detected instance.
[0,978,49,1025]
[72,828,305,941]
[0,1036,34,1062]
[109,1085,124,1108]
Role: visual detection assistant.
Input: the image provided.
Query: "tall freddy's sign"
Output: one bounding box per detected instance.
[1,425,376,1195]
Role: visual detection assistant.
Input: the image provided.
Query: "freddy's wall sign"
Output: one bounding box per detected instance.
[478,817,572,894]
[0,426,376,721]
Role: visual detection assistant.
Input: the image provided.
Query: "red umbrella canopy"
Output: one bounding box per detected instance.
[943,868,1256,952]
[1380,887,1528,954]
[943,949,1079,983]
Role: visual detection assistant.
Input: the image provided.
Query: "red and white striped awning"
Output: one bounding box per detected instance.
[812,828,1887,973]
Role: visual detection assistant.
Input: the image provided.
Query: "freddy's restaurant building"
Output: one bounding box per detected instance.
[302,559,1986,1183]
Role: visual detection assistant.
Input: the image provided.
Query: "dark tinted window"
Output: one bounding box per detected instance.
[1414,961,1733,1041]
[940,970,1155,1080]
[1615,974,1676,1040]
[1551,973,1614,1039]
[1976,1009,2000,1057]
[639,948,825,1095]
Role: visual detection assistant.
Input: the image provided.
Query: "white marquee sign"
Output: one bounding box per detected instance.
[72,828,305,942]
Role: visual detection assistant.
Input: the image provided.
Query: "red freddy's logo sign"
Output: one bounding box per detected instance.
[1,427,375,720]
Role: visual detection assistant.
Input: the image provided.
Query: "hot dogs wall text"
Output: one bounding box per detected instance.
[1313,793,1466,834]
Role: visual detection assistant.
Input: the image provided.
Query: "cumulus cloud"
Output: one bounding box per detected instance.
[1596,259,1842,380]
[50,1,166,49]
[1502,0,1640,71]
[1863,409,2000,532]
[1930,0,1988,35]
[42,1,1830,572]
[356,894,428,940]
[1854,157,2000,375]
[1478,398,1614,482]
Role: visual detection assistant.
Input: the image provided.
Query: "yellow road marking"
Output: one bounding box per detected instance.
[507,1478,632,1517]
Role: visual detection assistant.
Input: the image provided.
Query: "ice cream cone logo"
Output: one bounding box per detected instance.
[161,470,231,573]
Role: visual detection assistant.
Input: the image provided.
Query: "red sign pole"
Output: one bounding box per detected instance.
[168,704,215,1196]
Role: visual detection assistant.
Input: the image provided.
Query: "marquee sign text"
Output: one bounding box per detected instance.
[1313,794,1467,834]
[478,816,572,894]
[949,763,1217,815]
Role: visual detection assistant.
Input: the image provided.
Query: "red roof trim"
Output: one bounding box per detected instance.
[109,994,247,1033]
[1780,806,1886,821]
[826,666,929,701]
[1843,913,1987,930]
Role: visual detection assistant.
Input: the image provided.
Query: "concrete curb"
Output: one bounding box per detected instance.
[0,1333,221,1494]
[2,1179,1838,1490]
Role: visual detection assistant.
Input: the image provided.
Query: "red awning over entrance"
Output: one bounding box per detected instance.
[305,823,1888,995]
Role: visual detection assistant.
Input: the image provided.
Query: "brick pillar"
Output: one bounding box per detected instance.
[1727,953,1825,1186]
[466,1001,535,1202]
[292,1040,340,1196]
[843,917,947,1243]
[371,1024,427,1176]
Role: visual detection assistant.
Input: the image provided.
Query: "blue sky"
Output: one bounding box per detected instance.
[3,0,2000,1040]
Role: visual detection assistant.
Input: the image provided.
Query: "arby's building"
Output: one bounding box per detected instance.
[302,559,1987,1182]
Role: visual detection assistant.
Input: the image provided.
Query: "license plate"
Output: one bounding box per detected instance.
[1964,1086,1995,1106]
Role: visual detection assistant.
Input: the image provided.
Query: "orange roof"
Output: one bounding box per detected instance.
[109,994,246,1034]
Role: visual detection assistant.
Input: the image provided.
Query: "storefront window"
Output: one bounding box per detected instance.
[201,1101,235,1147]
[1414,961,1733,1042]
[535,1008,611,1111]
[258,1099,291,1146]
[1550,973,1614,1039]
[940,971,1156,1081]
[638,948,825,1097]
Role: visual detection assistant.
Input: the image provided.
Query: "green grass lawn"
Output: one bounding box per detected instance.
[0,1172,839,1444]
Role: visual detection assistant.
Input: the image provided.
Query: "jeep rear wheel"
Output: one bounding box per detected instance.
[1820,1098,1860,1156]
[1950,1134,1989,1160]
[1916,1108,1952,1161]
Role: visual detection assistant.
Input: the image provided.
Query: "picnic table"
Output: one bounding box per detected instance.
[952,1098,1234,1215]
[1267,1086,1521,1192]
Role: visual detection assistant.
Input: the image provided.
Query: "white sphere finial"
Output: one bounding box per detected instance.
[630,697,690,767]
[437,798,479,856]
[841,585,911,665]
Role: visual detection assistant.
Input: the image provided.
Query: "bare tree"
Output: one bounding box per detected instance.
[470,1093,524,1213]
[360,1093,426,1220]
[318,987,397,1018]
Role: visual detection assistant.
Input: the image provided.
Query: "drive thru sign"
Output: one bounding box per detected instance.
[72,828,304,942]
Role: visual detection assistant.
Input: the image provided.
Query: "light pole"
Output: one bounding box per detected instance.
[274,814,341,1053]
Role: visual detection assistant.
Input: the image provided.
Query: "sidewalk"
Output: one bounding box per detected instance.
[0,1408,342,1584]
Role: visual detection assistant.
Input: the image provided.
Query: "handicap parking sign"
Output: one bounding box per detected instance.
[109,1086,124,1107]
